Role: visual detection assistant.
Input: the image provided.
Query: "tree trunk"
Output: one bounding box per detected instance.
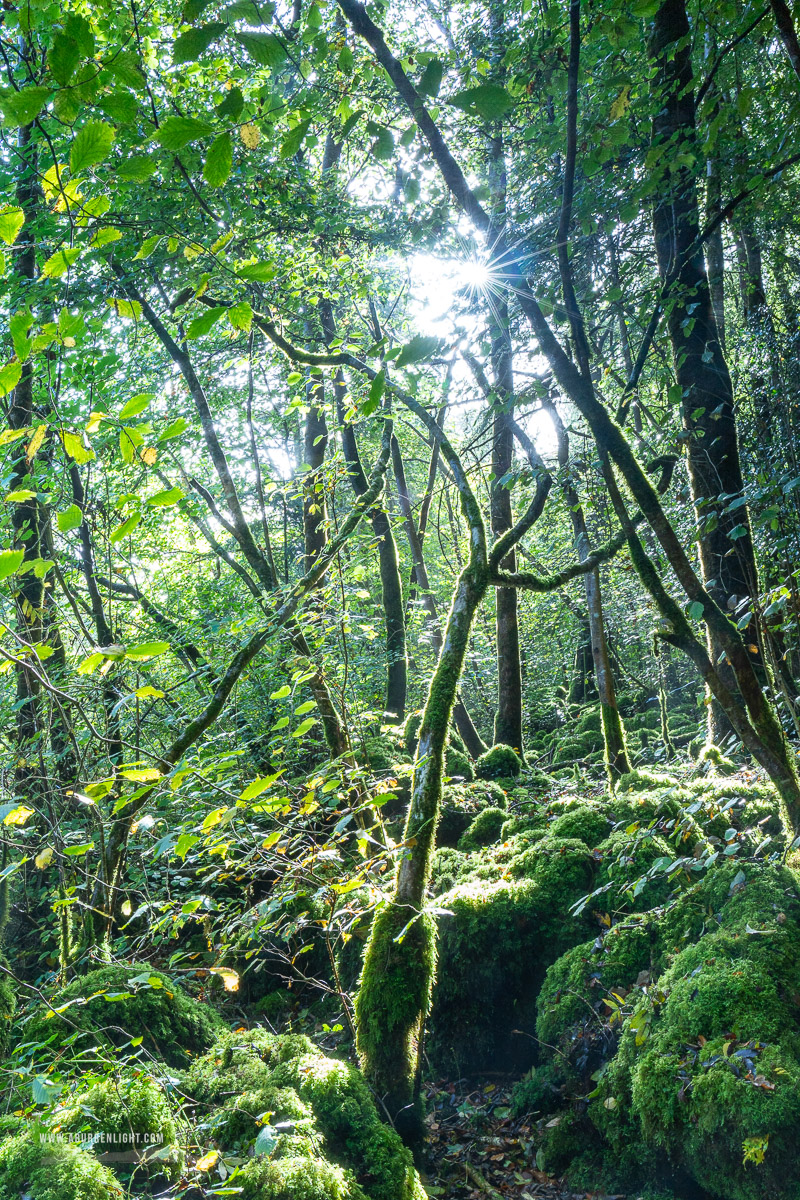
[649,0,761,744]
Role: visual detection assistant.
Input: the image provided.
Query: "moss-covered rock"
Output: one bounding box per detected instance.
[428,836,596,1072]
[436,781,506,848]
[475,744,523,780]
[457,805,506,852]
[15,965,225,1067]
[0,1133,123,1200]
[183,1028,425,1200]
[445,745,474,781]
[56,1073,182,1181]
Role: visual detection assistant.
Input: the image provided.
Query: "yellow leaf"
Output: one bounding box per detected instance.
[610,86,630,121]
[140,445,158,466]
[240,124,261,149]
[195,1150,219,1171]
[210,967,240,992]
[26,424,47,462]
[4,805,34,826]
[35,847,54,869]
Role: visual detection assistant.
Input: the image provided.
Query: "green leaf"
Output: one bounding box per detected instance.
[49,29,82,85]
[234,31,287,67]
[449,84,514,121]
[280,118,311,158]
[105,50,147,92]
[203,131,233,187]
[270,685,291,699]
[5,489,36,502]
[0,206,24,246]
[228,301,253,332]
[0,362,22,396]
[126,641,169,660]
[90,227,123,249]
[254,1125,278,1156]
[110,513,141,543]
[119,425,143,464]
[64,842,94,856]
[133,235,162,261]
[57,505,83,533]
[147,486,183,507]
[217,87,244,120]
[119,392,154,419]
[0,550,24,580]
[237,261,275,281]
[117,156,157,181]
[173,22,227,64]
[293,717,317,738]
[0,87,52,126]
[186,305,227,338]
[370,126,394,161]
[62,430,94,463]
[70,121,115,174]
[98,91,139,125]
[688,600,705,621]
[107,298,141,321]
[156,116,213,151]
[159,417,189,442]
[174,833,200,859]
[396,335,440,367]
[41,247,80,279]
[363,369,385,415]
[417,59,443,98]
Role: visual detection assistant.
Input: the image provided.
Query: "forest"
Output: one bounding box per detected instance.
[1,0,800,1196]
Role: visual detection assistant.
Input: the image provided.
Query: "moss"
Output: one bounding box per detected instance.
[700,743,738,775]
[185,1029,425,1200]
[239,1155,365,1200]
[0,968,15,1051]
[436,781,506,848]
[402,711,423,756]
[428,838,596,1073]
[15,965,226,1067]
[445,745,474,781]
[0,1133,123,1200]
[355,905,437,1144]
[576,708,602,735]
[586,861,800,1199]
[552,729,604,764]
[457,805,506,852]
[363,736,409,774]
[475,744,522,780]
[549,804,610,847]
[57,1073,182,1181]
[431,847,470,895]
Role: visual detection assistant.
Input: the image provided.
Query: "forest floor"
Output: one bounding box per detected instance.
[421,1078,630,1200]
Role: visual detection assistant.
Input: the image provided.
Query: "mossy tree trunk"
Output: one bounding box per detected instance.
[355,428,490,1146]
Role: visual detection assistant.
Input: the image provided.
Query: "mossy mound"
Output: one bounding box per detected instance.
[445,745,474,781]
[0,1133,123,1200]
[15,965,226,1067]
[521,860,800,1200]
[457,805,506,852]
[436,780,506,848]
[428,835,597,1072]
[183,1028,425,1200]
[56,1073,182,1181]
[475,744,522,780]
